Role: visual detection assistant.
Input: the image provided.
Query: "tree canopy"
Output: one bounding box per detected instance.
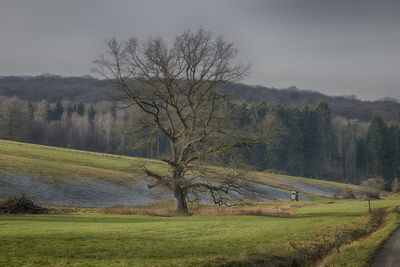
[93,29,282,214]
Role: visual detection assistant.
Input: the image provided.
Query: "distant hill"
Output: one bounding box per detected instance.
[0,75,109,103]
[229,84,400,123]
[1,75,399,123]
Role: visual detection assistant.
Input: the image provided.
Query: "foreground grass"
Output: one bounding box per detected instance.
[0,199,398,266]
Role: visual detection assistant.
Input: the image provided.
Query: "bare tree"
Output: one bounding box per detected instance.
[0,97,30,141]
[93,29,279,214]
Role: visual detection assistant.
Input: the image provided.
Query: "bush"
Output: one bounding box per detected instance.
[0,195,49,214]
[342,187,355,199]
[360,178,385,199]
[392,178,400,193]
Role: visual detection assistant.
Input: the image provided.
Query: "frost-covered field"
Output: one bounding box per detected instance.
[0,174,311,207]
[274,177,343,196]
[1,140,356,207]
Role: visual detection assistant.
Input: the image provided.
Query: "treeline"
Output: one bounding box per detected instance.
[0,75,107,103]
[230,101,399,190]
[356,117,400,189]
[232,102,337,179]
[0,96,133,155]
[1,75,400,123]
[230,84,400,123]
[0,96,399,188]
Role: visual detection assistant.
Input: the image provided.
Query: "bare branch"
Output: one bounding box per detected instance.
[93,29,280,214]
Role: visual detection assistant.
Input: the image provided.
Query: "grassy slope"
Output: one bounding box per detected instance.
[0,139,166,182]
[0,139,360,193]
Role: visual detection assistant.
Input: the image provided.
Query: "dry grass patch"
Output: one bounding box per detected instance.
[96,201,316,217]
[98,206,179,217]
[190,205,295,216]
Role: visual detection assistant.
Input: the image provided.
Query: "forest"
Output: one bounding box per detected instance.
[1,91,399,190]
[1,75,400,123]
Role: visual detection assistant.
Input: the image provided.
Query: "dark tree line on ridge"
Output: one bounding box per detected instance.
[1,75,400,124]
[1,95,399,189]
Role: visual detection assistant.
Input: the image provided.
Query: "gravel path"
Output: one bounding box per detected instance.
[370,207,400,267]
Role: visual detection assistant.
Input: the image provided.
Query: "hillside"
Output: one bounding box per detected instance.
[1,75,400,123]
[0,75,109,103]
[0,139,361,207]
[1,139,399,266]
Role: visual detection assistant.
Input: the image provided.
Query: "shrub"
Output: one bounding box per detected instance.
[360,178,385,199]
[342,187,355,199]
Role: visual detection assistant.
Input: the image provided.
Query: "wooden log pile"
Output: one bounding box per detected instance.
[0,195,49,214]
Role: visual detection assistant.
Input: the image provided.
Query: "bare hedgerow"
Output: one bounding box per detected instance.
[360,178,385,199]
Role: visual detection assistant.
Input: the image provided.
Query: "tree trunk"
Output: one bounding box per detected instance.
[173,184,188,215]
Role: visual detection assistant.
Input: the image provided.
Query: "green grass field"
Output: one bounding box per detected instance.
[1,139,399,266]
[0,139,166,182]
[0,200,398,266]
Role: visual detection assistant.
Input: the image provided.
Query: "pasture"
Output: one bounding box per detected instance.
[0,139,399,266]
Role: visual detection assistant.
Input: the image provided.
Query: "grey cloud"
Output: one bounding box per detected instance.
[0,0,399,100]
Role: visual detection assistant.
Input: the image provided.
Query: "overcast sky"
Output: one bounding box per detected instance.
[1,0,400,100]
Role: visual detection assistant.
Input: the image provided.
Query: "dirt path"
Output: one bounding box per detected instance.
[370,207,400,267]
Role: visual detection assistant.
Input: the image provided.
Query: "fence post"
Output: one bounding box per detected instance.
[368,199,371,214]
